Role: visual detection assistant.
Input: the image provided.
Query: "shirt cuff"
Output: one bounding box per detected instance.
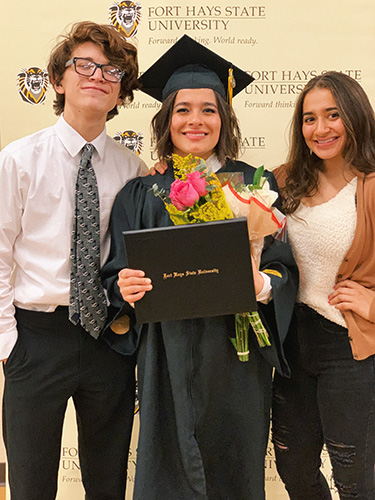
[256,272,272,304]
[0,328,18,360]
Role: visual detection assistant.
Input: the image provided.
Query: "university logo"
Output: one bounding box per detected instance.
[17,67,48,105]
[114,130,144,155]
[109,1,142,38]
[134,381,139,414]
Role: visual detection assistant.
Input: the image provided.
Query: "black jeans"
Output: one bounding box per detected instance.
[272,304,375,500]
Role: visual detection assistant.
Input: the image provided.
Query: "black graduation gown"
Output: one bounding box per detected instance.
[102,159,298,500]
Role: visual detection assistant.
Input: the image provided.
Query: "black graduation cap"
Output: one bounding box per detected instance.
[139,35,254,103]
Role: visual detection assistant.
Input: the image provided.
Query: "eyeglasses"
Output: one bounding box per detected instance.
[65,57,125,83]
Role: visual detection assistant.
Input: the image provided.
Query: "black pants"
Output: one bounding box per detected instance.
[3,307,135,500]
[272,304,375,500]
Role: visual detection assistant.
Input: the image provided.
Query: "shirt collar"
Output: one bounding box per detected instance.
[55,115,107,160]
[205,154,222,173]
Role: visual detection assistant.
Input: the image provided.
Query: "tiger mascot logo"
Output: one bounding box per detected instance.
[109,1,142,38]
[17,67,49,105]
[114,130,144,156]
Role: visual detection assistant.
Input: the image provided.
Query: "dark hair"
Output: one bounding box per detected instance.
[47,21,140,121]
[150,89,242,164]
[282,71,375,213]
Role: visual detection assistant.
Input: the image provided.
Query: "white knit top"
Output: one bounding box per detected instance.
[287,177,357,327]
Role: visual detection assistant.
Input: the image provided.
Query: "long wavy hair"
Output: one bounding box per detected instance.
[150,90,242,164]
[281,71,375,214]
[47,21,140,121]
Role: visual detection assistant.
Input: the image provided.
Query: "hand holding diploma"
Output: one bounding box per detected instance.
[118,268,152,305]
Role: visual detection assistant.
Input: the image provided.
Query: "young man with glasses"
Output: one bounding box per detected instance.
[0,21,148,500]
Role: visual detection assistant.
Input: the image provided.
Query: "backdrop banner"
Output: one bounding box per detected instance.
[2,0,374,498]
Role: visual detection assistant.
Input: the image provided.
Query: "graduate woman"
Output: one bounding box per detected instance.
[102,36,298,500]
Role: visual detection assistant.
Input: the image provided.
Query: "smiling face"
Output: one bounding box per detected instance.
[54,41,123,125]
[170,88,221,160]
[302,87,346,167]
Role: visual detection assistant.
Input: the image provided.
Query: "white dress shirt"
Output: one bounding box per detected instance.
[0,116,148,359]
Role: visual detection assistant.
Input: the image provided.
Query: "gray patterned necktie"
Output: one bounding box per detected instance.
[69,143,107,338]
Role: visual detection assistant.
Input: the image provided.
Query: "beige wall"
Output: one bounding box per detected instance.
[2,0,375,498]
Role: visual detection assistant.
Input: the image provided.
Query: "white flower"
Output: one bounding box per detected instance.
[241,180,278,208]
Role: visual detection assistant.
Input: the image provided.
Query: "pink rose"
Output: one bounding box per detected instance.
[186,171,208,197]
[169,178,200,210]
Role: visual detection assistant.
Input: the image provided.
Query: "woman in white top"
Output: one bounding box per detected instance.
[273,71,375,500]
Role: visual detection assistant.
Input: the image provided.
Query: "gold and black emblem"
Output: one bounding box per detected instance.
[17,67,49,105]
[134,380,139,414]
[114,130,144,156]
[109,1,142,38]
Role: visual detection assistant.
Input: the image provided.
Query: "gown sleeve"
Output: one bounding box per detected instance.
[255,168,298,376]
[258,238,298,376]
[101,177,148,356]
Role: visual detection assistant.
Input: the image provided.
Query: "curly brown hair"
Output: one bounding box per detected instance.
[47,21,140,121]
[150,90,242,164]
[281,71,375,214]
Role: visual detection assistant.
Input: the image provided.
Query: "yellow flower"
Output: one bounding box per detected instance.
[172,153,198,179]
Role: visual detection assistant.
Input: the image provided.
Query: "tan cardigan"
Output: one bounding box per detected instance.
[274,165,375,360]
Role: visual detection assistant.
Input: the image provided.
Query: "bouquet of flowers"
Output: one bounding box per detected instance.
[219,167,285,361]
[151,154,233,223]
[220,167,285,267]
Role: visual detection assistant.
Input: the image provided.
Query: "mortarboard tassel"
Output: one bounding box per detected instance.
[227,68,236,106]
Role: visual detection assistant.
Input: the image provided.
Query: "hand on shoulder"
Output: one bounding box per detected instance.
[148,161,168,176]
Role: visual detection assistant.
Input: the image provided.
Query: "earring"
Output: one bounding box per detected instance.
[309,149,313,156]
